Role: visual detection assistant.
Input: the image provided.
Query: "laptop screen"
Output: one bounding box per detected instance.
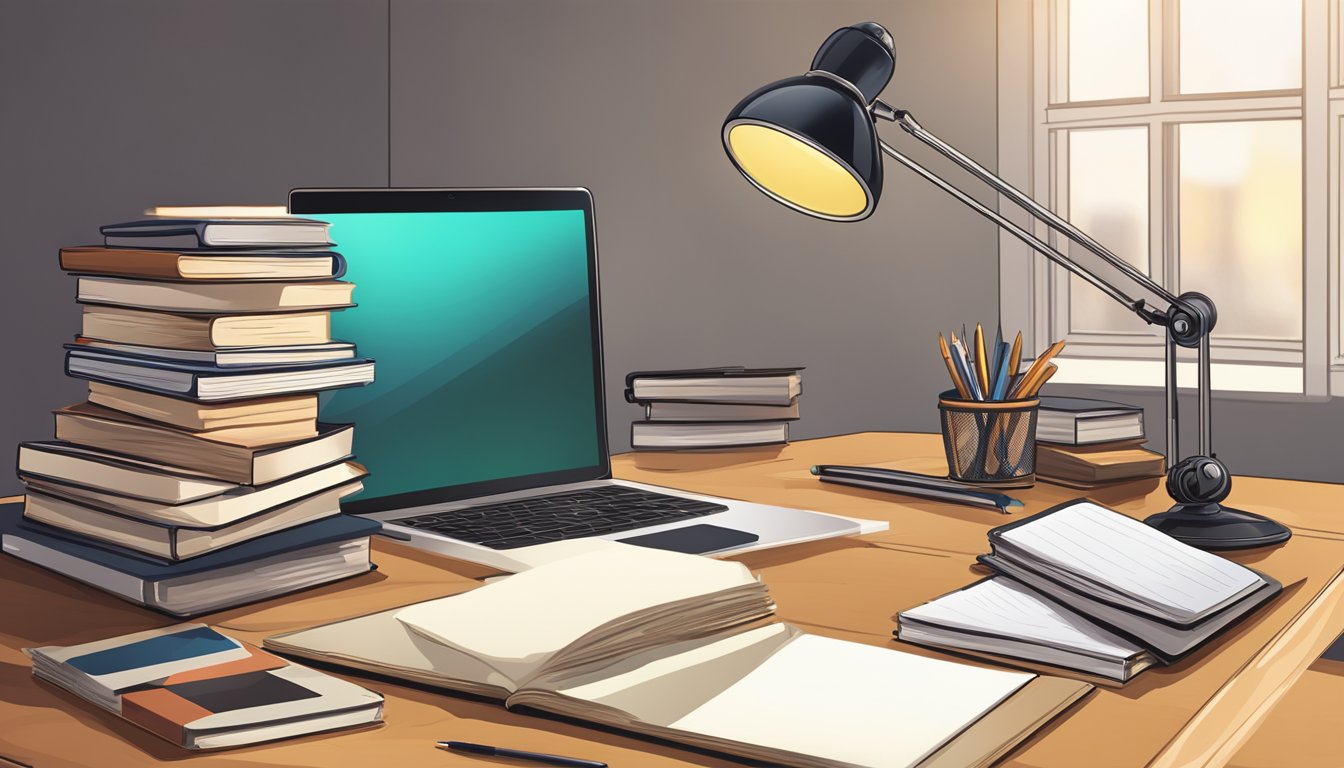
[292,190,607,514]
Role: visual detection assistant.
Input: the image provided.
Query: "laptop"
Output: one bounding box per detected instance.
[289,188,868,572]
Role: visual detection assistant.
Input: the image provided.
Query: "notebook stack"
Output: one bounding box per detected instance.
[625,366,802,450]
[1034,396,1165,488]
[896,500,1282,684]
[4,217,380,616]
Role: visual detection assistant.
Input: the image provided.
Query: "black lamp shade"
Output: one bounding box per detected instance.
[721,24,895,222]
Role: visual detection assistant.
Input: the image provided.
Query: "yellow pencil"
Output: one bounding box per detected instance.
[1010,338,1066,399]
[1021,362,1059,398]
[974,323,990,395]
[1007,331,1023,378]
[938,333,971,399]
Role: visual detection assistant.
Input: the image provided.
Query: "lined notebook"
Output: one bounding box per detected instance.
[897,500,1281,682]
[989,501,1265,624]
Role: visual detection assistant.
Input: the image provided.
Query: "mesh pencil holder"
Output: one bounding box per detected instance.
[938,390,1040,488]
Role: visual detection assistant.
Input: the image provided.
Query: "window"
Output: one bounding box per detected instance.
[997,0,1331,395]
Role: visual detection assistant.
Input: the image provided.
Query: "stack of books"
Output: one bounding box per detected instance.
[896,500,1282,684]
[4,217,379,616]
[625,367,802,450]
[1034,396,1165,488]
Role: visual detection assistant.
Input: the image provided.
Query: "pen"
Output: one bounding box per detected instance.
[437,741,607,768]
[812,465,1023,513]
[938,333,971,399]
[973,323,990,395]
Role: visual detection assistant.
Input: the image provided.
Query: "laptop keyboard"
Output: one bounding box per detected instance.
[388,485,730,550]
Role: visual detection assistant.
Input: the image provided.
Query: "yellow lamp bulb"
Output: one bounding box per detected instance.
[727,123,870,218]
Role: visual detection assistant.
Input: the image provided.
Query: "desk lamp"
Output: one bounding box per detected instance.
[722,21,1291,549]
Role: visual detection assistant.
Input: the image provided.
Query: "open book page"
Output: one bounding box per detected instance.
[535,625,1034,768]
[901,578,1145,662]
[263,606,515,699]
[996,501,1263,622]
[394,541,761,686]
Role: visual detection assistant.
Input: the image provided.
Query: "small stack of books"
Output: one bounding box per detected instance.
[625,367,801,450]
[5,217,379,616]
[896,499,1282,684]
[1034,396,1165,488]
[29,623,383,749]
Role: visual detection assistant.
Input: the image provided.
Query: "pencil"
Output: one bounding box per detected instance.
[1021,362,1059,398]
[939,333,972,399]
[1007,331,1023,379]
[974,323,990,395]
[1010,338,1066,399]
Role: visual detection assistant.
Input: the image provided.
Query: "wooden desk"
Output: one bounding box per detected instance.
[1,432,1341,768]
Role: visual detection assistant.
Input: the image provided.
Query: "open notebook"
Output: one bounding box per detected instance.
[267,541,1091,768]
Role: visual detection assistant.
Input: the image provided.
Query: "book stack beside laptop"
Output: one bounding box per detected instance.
[896,499,1282,685]
[1034,396,1165,489]
[4,216,379,616]
[625,367,802,450]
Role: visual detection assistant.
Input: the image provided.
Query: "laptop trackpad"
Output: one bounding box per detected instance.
[618,524,760,555]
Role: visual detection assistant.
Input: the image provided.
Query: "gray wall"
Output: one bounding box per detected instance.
[0,0,999,496]
[388,0,1000,456]
[0,0,389,497]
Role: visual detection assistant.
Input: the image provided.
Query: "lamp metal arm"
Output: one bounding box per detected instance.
[880,104,1181,312]
[875,139,1156,320]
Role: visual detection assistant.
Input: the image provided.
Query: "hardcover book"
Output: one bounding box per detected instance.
[81,305,333,350]
[52,403,354,485]
[60,246,346,281]
[101,218,333,249]
[625,366,804,405]
[76,277,355,314]
[1,502,380,616]
[27,624,382,748]
[67,348,375,401]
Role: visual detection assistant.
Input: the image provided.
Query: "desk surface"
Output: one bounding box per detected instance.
[1,432,1341,768]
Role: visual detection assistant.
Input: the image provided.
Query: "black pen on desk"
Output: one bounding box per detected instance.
[437,741,607,768]
[811,465,1023,514]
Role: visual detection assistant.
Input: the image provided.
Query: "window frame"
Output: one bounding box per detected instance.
[997,0,1330,396]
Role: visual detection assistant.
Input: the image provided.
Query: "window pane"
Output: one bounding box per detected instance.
[1065,0,1148,102]
[1179,120,1301,341]
[1179,0,1301,94]
[1068,127,1150,334]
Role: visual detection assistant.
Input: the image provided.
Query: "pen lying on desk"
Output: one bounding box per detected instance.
[437,741,607,768]
[811,465,1024,514]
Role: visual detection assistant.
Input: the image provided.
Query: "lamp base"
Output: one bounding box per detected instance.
[1144,503,1292,550]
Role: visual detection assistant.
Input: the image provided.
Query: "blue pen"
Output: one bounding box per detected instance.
[438,741,607,768]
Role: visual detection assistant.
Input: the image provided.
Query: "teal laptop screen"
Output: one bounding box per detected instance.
[312,209,602,506]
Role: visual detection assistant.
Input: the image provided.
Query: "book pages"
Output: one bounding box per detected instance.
[394,541,758,685]
[902,578,1144,661]
[665,633,1032,768]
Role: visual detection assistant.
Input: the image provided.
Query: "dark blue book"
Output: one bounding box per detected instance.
[65,346,375,401]
[0,502,380,616]
[101,218,333,249]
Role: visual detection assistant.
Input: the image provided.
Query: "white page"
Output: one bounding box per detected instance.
[902,578,1143,661]
[668,634,1032,768]
[999,502,1262,619]
[394,540,758,684]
